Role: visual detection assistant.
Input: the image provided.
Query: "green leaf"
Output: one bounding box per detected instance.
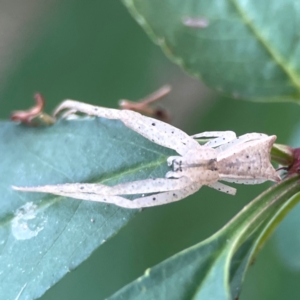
[109,176,300,300]
[122,0,300,102]
[0,118,174,299]
[273,123,300,270]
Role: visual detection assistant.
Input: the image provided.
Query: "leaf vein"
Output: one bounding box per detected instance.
[229,0,300,92]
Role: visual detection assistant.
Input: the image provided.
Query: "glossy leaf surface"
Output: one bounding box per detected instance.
[0,118,173,299]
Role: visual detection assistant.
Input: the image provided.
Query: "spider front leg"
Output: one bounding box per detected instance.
[13,177,192,196]
[28,184,201,208]
[13,178,201,208]
[54,100,200,156]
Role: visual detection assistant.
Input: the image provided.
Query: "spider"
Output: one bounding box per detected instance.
[13,100,280,209]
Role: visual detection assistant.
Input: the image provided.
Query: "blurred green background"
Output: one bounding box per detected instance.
[2,1,300,299]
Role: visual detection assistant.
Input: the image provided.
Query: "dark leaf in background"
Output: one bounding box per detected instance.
[123,0,300,102]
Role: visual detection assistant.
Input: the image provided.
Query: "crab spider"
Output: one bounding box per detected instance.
[13,100,280,209]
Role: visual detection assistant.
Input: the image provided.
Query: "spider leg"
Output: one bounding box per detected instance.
[126,182,202,208]
[54,100,199,155]
[12,181,202,209]
[60,109,80,119]
[219,177,268,185]
[208,182,236,195]
[191,131,236,148]
[110,177,192,194]
[12,177,192,196]
[217,133,268,152]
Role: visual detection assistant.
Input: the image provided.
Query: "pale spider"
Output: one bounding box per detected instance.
[13,100,280,209]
